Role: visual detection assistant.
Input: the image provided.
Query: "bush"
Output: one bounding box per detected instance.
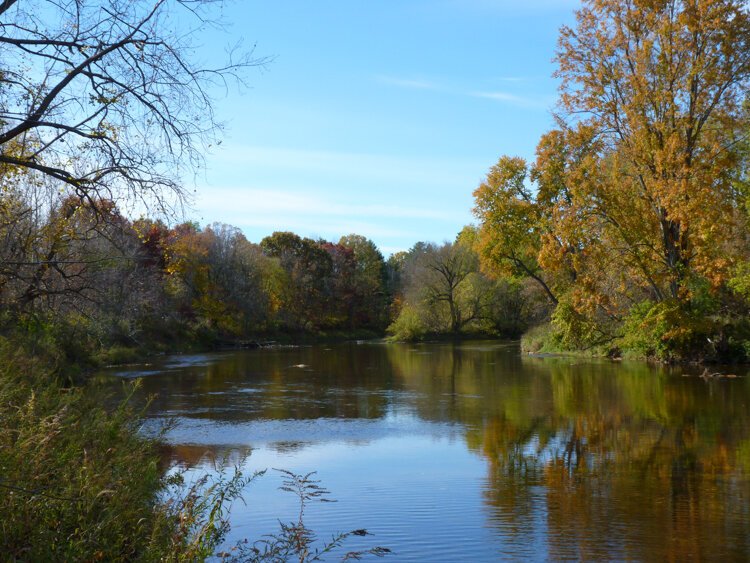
[386,304,426,342]
[0,342,254,561]
[621,299,750,362]
[550,298,612,351]
[520,323,555,354]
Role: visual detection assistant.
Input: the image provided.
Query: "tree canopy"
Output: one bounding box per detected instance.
[473,0,750,359]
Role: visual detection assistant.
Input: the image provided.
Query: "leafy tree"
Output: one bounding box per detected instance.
[320,240,357,327]
[260,232,334,330]
[473,156,559,306]
[555,0,750,301]
[396,242,482,334]
[473,0,750,358]
[203,223,271,334]
[339,234,389,329]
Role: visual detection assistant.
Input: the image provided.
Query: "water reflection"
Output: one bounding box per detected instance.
[101,342,750,561]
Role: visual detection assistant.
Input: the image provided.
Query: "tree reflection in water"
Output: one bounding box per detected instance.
[107,342,750,560]
[386,345,750,561]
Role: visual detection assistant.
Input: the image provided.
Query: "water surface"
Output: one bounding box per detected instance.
[100,341,750,561]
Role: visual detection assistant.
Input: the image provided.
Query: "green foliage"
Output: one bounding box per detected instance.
[485,278,527,338]
[386,304,427,342]
[621,301,677,359]
[95,345,141,366]
[622,300,750,362]
[520,323,555,354]
[550,298,610,351]
[0,350,169,560]
[729,262,750,301]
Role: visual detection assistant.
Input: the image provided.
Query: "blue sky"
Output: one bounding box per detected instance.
[191,0,580,256]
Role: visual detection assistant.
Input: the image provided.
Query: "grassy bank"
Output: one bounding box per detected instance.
[0,342,232,560]
[386,330,509,344]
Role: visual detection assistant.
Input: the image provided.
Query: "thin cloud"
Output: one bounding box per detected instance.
[211,145,481,189]
[375,75,441,90]
[373,74,551,111]
[496,76,528,83]
[194,187,441,242]
[470,90,552,109]
[198,187,457,223]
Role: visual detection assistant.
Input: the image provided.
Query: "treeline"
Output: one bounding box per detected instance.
[1,186,538,367]
[1,190,386,360]
[468,0,750,363]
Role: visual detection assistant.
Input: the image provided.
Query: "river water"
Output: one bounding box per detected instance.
[101,341,750,561]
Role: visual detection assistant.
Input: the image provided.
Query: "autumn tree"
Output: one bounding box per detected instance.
[260,232,334,330]
[554,0,750,302]
[320,240,357,327]
[472,156,559,306]
[202,223,270,333]
[472,0,750,357]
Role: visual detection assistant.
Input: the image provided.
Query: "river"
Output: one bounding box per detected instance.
[100,340,750,561]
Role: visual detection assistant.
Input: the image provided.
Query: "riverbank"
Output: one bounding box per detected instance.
[521,322,750,365]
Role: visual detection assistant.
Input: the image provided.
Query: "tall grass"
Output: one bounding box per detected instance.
[0,340,250,560]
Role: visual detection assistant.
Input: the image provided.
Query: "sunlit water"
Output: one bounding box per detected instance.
[99,341,750,561]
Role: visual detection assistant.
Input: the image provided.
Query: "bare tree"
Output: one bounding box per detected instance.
[0,0,266,210]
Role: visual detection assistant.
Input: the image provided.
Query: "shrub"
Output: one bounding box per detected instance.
[620,299,734,362]
[0,358,167,559]
[386,304,426,342]
[549,298,611,351]
[520,323,555,354]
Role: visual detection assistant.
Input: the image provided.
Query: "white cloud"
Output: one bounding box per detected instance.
[209,145,481,189]
[495,76,529,83]
[193,186,472,248]
[373,75,552,110]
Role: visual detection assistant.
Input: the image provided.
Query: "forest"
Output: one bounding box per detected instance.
[2,0,750,560]
[1,196,538,367]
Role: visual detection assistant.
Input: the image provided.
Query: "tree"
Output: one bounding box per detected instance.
[406,242,482,334]
[203,223,270,333]
[472,156,559,306]
[0,0,264,207]
[555,0,750,301]
[260,232,333,330]
[339,234,388,329]
[320,240,357,327]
